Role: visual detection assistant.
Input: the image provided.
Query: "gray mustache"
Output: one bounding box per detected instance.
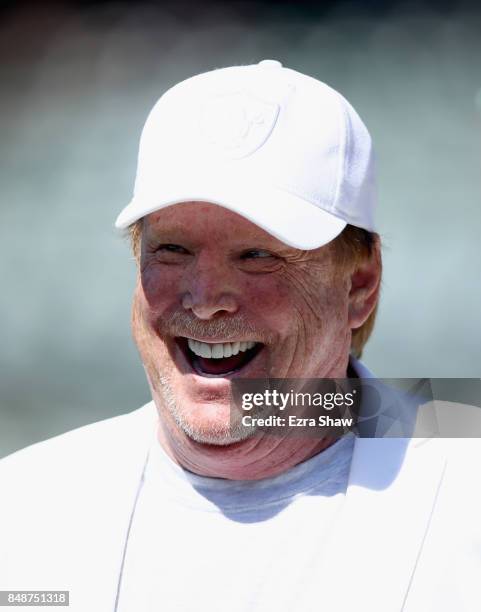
[158,310,274,343]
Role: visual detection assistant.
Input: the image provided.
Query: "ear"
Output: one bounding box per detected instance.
[348,239,382,330]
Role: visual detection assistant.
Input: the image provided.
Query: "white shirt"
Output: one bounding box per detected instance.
[116,431,355,612]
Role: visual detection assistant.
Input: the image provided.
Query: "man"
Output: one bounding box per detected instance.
[1,60,480,611]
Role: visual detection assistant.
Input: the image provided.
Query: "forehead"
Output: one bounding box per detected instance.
[144,201,287,247]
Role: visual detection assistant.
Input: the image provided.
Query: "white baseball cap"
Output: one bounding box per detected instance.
[115,59,377,249]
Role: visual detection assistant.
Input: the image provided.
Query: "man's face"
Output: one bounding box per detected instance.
[132,202,355,446]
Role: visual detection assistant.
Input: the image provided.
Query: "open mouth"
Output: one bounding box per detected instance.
[176,337,263,377]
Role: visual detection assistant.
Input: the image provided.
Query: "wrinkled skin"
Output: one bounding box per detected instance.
[132,202,381,480]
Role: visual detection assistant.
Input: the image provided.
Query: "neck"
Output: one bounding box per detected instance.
[157,420,338,480]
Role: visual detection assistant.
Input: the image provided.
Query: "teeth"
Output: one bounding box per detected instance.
[199,341,211,358]
[212,344,224,359]
[186,338,258,359]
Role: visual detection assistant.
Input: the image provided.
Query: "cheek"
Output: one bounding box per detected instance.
[141,266,181,312]
[243,275,340,349]
[132,283,174,380]
[132,268,182,355]
[243,276,293,330]
[277,272,350,339]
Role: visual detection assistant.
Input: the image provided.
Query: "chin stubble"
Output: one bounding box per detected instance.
[156,373,256,446]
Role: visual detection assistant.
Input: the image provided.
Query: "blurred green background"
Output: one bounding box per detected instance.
[1,0,480,458]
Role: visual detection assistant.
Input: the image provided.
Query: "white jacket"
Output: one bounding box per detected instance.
[1,397,481,611]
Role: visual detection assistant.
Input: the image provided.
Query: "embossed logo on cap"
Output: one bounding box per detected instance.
[199,90,280,159]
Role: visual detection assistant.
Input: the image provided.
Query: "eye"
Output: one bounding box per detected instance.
[240,249,276,259]
[238,248,282,273]
[156,244,189,254]
[148,243,191,265]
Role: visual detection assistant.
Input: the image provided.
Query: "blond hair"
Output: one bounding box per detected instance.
[125,218,380,359]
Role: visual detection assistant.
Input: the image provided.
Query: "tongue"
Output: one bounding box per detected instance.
[195,351,252,375]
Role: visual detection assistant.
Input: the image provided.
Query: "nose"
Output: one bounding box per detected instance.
[181,256,239,320]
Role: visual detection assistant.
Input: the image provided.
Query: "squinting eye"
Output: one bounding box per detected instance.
[241,249,275,259]
[156,244,189,254]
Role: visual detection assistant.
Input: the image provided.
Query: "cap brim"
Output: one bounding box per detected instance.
[115,180,346,250]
